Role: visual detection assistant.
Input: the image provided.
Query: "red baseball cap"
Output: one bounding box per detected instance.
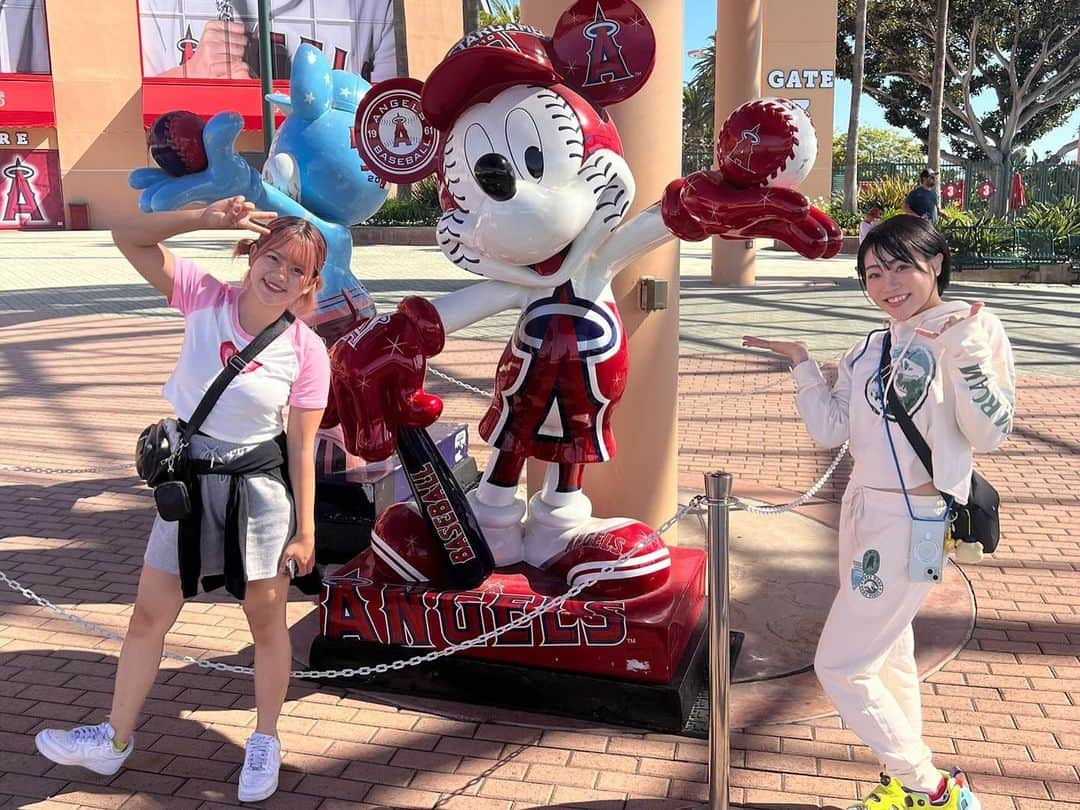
[421,24,563,131]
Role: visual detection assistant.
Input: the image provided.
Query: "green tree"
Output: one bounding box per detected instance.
[837,0,1080,214]
[479,0,519,27]
[832,128,925,167]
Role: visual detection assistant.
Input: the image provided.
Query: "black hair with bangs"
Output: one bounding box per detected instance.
[856,214,951,295]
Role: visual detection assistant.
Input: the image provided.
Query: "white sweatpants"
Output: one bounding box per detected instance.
[814,485,947,791]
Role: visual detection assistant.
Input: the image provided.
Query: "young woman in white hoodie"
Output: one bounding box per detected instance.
[744,214,1014,810]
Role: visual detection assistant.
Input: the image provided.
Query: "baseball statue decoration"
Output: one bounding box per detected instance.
[716,98,816,189]
[147,111,208,177]
[325,0,843,606]
[311,0,841,716]
[130,45,390,342]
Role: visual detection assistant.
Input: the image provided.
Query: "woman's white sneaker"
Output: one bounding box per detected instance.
[34,722,133,776]
[237,732,281,803]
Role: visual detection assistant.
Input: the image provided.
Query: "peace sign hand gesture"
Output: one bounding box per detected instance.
[199,196,278,234]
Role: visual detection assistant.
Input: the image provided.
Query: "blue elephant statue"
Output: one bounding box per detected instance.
[130,44,390,342]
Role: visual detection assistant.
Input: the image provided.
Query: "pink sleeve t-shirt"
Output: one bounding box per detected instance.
[161,257,331,444]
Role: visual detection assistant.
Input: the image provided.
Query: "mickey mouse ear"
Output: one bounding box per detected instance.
[551,0,656,108]
[354,77,443,185]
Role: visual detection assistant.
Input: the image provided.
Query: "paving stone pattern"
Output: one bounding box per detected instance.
[0,232,1077,808]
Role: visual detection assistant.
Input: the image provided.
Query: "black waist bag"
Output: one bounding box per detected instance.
[880,332,1001,554]
[135,311,294,522]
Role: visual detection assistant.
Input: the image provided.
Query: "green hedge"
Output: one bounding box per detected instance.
[364,197,441,227]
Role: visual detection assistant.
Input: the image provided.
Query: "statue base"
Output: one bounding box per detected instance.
[311,547,737,731]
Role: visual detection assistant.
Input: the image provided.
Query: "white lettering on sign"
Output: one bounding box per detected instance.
[0,131,31,146]
[767,69,835,90]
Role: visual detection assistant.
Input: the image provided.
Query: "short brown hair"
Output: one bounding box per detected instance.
[233,216,328,313]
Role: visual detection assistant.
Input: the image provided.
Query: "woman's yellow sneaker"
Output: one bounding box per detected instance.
[847,771,982,810]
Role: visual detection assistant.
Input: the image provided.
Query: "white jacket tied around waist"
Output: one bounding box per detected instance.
[791,300,1015,504]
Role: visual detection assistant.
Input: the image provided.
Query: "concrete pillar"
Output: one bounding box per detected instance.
[710,0,762,286]
[400,0,466,79]
[45,6,145,228]
[521,0,682,539]
[759,0,837,204]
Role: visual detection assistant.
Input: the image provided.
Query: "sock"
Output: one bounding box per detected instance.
[928,776,948,802]
[112,737,129,753]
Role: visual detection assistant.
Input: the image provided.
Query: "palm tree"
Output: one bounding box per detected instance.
[687,35,716,137]
[682,82,715,173]
[682,35,716,172]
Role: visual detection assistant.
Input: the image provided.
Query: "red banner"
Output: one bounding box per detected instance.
[0,149,64,229]
[142,78,288,131]
[0,74,55,127]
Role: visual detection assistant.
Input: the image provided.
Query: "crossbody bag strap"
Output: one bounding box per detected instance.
[879,330,935,479]
[182,310,296,441]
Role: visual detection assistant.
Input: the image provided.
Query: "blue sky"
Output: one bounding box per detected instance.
[681,0,1080,159]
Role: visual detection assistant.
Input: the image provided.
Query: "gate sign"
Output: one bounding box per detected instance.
[942,180,964,209]
[0,149,64,229]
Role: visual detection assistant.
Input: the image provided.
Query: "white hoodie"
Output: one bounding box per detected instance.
[791,300,1015,503]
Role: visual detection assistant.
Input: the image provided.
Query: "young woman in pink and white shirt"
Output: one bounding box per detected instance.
[34,197,330,803]
[745,215,1014,809]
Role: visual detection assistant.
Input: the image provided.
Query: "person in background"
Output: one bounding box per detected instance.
[902,169,939,223]
[859,207,882,244]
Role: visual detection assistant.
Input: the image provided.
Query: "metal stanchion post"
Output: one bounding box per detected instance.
[705,471,733,810]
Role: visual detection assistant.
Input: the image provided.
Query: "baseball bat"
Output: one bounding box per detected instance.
[395,426,495,589]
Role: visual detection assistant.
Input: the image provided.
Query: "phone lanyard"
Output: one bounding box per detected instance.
[876,342,951,525]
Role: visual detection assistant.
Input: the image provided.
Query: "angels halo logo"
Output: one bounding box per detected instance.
[354,77,441,185]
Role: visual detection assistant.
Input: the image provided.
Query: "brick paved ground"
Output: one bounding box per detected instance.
[0,234,1078,808]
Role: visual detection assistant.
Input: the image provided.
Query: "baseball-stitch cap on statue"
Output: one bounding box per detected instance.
[421,24,563,131]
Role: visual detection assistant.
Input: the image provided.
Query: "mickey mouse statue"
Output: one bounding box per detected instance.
[130,44,390,342]
[327,0,842,599]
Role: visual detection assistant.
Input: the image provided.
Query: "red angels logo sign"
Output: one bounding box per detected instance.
[2,158,44,223]
[354,77,443,185]
[727,124,761,174]
[552,0,656,108]
[0,151,64,230]
[581,5,634,87]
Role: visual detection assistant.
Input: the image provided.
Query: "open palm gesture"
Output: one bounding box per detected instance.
[742,335,810,366]
[200,196,277,234]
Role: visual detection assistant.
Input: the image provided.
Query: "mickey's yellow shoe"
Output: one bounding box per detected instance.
[847,771,982,810]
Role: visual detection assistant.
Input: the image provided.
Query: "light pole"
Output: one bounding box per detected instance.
[258,0,275,156]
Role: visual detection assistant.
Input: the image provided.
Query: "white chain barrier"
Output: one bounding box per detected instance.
[733,441,849,515]
[431,365,850,517]
[0,496,706,680]
[0,462,133,475]
[0,364,848,681]
[427,365,495,399]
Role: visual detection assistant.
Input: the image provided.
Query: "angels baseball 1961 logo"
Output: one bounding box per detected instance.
[354,78,442,185]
